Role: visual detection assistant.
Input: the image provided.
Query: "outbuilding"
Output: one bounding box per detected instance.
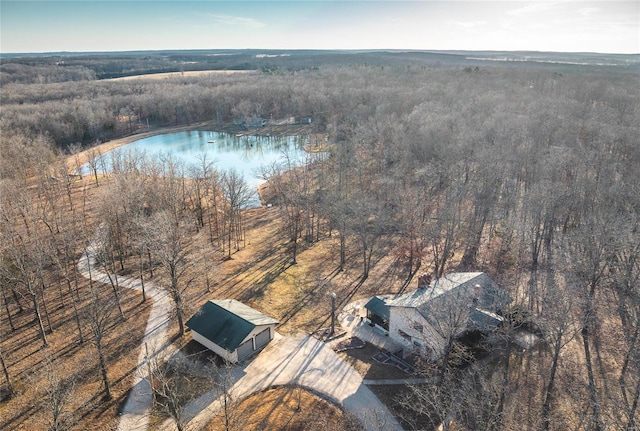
[186,299,279,363]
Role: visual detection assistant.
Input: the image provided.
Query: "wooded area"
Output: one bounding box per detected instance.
[1,51,639,430]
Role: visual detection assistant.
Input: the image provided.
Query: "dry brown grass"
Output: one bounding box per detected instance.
[0,271,152,430]
[180,207,416,337]
[337,342,413,381]
[205,386,355,431]
[0,170,154,430]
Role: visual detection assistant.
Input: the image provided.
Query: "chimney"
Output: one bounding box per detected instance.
[417,272,432,290]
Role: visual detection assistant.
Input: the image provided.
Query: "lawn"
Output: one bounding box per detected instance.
[205,386,358,431]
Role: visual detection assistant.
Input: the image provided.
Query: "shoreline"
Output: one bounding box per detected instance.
[66,122,326,207]
[67,121,318,172]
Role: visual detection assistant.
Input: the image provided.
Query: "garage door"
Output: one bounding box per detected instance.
[255,328,271,350]
[237,339,254,361]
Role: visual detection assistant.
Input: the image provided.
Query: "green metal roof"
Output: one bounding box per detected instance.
[364,296,390,321]
[186,299,279,351]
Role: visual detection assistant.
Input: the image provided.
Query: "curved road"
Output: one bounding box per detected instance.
[78,241,172,431]
[78,241,403,431]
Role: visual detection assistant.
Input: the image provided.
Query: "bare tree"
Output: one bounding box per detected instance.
[262,153,315,265]
[90,227,126,321]
[400,383,451,430]
[610,221,640,430]
[213,363,247,431]
[48,211,86,343]
[426,183,466,279]
[144,210,195,337]
[86,146,103,187]
[148,355,191,431]
[538,271,582,431]
[346,192,391,280]
[66,142,84,180]
[395,187,430,281]
[429,290,477,386]
[83,283,115,400]
[327,135,355,271]
[564,212,617,431]
[187,152,215,231]
[34,352,75,431]
[0,339,15,398]
[220,169,254,259]
[0,221,50,347]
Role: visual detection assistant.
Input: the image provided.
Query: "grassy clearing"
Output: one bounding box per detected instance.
[105,70,257,82]
[205,386,355,431]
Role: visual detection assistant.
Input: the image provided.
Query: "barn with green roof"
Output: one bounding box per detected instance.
[186,299,279,363]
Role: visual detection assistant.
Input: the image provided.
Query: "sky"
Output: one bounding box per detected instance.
[1,1,638,54]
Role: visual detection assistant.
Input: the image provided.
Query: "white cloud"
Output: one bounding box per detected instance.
[207,14,266,29]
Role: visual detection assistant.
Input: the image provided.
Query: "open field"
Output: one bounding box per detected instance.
[105,70,257,82]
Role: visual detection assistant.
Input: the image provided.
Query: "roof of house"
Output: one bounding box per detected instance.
[186,299,279,351]
[388,272,490,308]
[380,272,511,332]
[387,272,509,308]
[364,296,390,321]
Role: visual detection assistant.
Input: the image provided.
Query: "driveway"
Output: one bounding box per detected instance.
[163,333,403,431]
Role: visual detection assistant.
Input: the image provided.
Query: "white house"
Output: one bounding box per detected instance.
[364,272,510,360]
[186,299,279,363]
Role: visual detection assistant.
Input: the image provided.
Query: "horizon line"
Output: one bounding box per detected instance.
[2,48,639,57]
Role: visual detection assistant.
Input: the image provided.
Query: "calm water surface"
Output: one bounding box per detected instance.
[82,130,309,205]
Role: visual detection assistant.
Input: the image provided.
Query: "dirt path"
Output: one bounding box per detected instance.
[77,239,173,431]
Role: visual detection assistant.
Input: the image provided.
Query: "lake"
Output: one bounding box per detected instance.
[81,130,310,206]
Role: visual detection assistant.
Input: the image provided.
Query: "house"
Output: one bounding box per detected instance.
[245,115,266,129]
[186,299,279,363]
[295,116,313,124]
[266,116,296,126]
[364,272,510,360]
